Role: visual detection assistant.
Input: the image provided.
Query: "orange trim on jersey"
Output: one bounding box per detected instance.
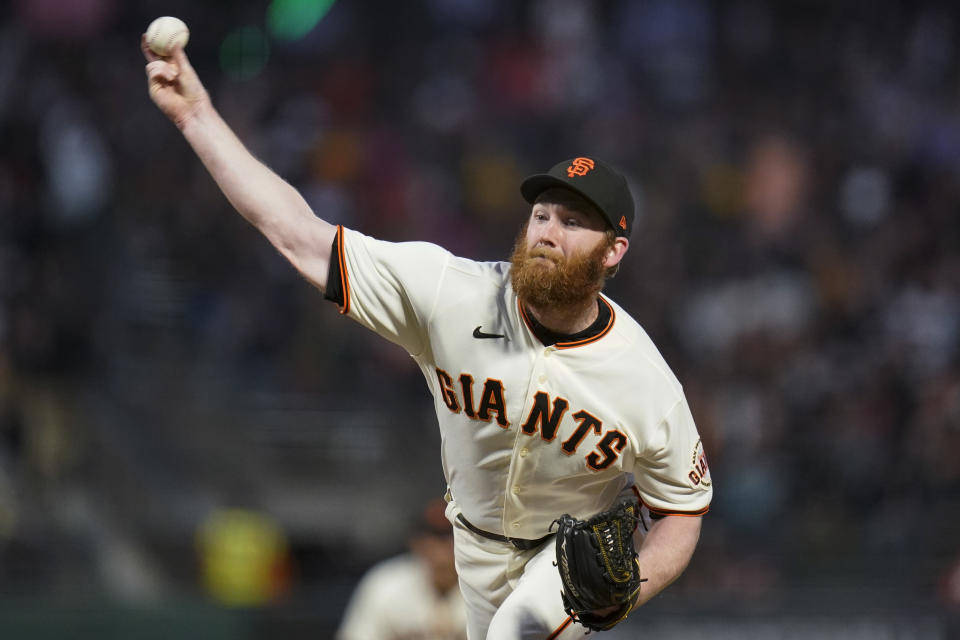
[556,297,615,348]
[639,492,710,517]
[516,297,616,349]
[546,615,573,639]
[335,225,350,315]
[648,505,710,517]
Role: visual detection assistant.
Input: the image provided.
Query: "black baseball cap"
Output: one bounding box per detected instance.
[520,157,635,237]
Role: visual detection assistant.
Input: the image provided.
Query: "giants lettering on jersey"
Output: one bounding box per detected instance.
[436,368,626,471]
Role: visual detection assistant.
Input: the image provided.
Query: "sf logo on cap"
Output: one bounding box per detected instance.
[567,157,595,177]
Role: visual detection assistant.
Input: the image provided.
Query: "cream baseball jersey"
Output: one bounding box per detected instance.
[327,226,712,539]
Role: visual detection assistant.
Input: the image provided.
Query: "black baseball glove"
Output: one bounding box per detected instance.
[553,499,646,632]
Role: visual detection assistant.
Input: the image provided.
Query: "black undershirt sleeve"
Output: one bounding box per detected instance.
[323,234,344,306]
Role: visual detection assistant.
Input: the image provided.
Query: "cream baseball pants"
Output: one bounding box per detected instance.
[447,508,585,640]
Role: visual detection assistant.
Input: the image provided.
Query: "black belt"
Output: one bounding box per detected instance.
[456,514,553,551]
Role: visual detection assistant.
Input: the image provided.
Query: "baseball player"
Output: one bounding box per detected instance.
[337,498,467,640]
[143,40,712,639]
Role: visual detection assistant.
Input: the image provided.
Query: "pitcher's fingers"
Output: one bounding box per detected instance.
[141,34,162,63]
[169,45,195,76]
[146,59,178,83]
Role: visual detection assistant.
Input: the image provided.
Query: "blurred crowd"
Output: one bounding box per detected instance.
[1,0,959,624]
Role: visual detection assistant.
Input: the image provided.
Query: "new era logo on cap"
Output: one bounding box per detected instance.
[520,157,636,237]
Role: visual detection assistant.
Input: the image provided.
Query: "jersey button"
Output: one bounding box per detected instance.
[512,486,521,495]
[538,375,547,384]
[512,522,520,529]
[519,448,529,458]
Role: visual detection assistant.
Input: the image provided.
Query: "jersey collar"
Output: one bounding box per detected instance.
[518,297,615,349]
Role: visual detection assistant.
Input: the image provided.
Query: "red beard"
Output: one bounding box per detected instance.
[509,225,610,310]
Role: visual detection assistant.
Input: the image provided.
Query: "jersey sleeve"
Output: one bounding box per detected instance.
[634,398,713,517]
[330,226,450,356]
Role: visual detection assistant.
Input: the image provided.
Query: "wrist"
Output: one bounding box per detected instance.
[629,557,647,611]
[176,96,214,133]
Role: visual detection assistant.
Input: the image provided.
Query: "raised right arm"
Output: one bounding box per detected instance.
[142,37,336,291]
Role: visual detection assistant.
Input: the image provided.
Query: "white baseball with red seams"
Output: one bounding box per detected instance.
[145,16,189,57]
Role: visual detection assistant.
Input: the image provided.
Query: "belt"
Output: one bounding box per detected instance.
[456,513,553,551]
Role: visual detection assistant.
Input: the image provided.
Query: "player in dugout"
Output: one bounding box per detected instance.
[142,34,712,639]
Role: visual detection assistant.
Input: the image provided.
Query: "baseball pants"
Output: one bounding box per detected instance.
[446,503,584,640]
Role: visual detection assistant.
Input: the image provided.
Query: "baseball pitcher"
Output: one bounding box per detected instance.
[143,37,712,639]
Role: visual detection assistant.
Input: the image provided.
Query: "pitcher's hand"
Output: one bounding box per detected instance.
[142,35,209,129]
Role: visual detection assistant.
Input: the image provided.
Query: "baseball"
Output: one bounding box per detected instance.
[145,16,190,57]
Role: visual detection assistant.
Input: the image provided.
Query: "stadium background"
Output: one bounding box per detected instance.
[0,0,958,637]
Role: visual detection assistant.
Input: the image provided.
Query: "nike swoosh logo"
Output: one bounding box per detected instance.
[473,326,506,340]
